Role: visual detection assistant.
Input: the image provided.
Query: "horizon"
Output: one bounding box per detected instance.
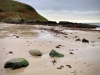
[15,0,100,23]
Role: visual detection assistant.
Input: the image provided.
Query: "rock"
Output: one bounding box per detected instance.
[49,49,64,57]
[16,36,19,38]
[9,51,13,54]
[4,58,29,70]
[82,38,89,43]
[69,52,74,54]
[98,37,100,39]
[56,46,60,48]
[29,50,42,56]
[75,39,81,41]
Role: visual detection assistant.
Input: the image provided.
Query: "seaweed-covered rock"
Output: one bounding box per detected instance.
[4,58,29,70]
[75,38,81,41]
[49,49,64,57]
[29,50,42,56]
[82,38,89,43]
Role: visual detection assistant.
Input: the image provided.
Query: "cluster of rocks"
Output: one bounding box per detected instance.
[4,49,64,70]
[58,21,99,28]
[75,38,89,43]
[6,21,99,28]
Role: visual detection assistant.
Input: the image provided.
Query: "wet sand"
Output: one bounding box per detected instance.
[0,23,100,75]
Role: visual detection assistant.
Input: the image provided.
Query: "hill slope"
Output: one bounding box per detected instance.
[0,0,48,23]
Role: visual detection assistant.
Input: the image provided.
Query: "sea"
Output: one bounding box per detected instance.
[83,23,100,30]
[87,23,100,26]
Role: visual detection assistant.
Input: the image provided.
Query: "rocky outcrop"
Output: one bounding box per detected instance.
[29,50,42,56]
[49,49,64,57]
[4,58,29,70]
[58,21,98,28]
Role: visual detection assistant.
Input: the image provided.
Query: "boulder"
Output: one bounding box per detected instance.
[82,38,89,43]
[4,58,29,70]
[29,50,42,56]
[49,49,64,57]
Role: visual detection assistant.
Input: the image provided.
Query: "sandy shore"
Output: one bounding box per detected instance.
[0,23,100,75]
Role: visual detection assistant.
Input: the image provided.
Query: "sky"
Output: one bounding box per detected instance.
[15,0,100,23]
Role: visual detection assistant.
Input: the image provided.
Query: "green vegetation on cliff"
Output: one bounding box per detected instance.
[0,0,47,22]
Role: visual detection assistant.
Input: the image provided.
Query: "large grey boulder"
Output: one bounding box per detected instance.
[29,50,42,56]
[4,58,29,70]
[49,49,64,57]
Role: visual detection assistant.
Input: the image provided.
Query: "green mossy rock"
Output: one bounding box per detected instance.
[82,38,89,43]
[49,49,64,58]
[4,58,29,70]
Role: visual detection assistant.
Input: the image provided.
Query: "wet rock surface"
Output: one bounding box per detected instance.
[4,58,29,70]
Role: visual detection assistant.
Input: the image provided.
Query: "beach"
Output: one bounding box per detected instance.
[0,23,100,75]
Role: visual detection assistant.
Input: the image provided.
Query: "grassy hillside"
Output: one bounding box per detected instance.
[0,0,48,23]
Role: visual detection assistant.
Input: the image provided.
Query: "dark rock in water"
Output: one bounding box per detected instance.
[29,50,42,56]
[75,39,81,41]
[82,38,89,43]
[4,58,29,70]
[49,49,64,57]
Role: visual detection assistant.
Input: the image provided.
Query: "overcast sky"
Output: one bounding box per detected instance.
[15,0,100,23]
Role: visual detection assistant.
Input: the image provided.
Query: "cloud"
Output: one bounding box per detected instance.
[15,0,100,22]
[15,0,100,11]
[39,10,100,22]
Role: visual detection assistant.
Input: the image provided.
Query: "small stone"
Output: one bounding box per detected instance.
[9,51,13,54]
[98,37,100,39]
[75,39,81,41]
[16,36,19,38]
[56,46,60,48]
[70,52,74,54]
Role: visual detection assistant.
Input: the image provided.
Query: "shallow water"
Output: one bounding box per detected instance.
[93,27,100,30]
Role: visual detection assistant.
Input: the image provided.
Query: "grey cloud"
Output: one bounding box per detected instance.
[15,0,100,11]
[15,0,100,22]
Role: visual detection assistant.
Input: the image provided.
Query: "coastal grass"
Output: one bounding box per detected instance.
[0,0,47,22]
